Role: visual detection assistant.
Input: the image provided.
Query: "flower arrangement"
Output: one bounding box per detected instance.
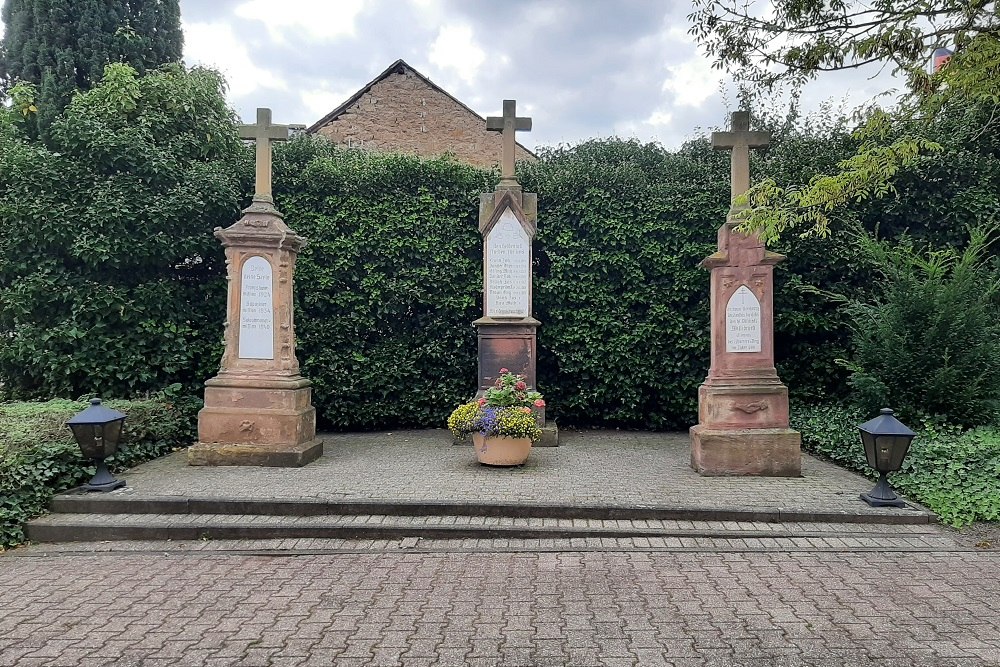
[447,368,545,442]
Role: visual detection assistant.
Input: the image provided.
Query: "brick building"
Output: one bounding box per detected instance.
[307,60,535,169]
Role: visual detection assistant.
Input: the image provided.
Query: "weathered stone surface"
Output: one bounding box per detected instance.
[690,425,801,476]
[691,110,800,476]
[187,438,323,468]
[195,109,320,467]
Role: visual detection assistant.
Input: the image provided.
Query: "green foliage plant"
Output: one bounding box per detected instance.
[0,62,249,401]
[688,0,998,242]
[0,393,199,549]
[840,228,1000,427]
[0,0,183,131]
[793,404,1000,527]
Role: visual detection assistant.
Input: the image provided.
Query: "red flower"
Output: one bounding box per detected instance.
[521,407,531,414]
[515,381,527,390]
[534,399,546,408]
[499,368,509,374]
[477,398,486,406]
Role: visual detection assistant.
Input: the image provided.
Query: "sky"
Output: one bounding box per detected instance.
[1,0,902,151]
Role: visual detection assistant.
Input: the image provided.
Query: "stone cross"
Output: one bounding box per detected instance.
[486,99,531,186]
[712,111,770,203]
[239,107,289,199]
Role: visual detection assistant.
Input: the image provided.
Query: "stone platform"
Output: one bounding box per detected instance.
[26,430,934,546]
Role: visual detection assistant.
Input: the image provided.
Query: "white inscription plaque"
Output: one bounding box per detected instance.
[238,256,274,359]
[486,209,530,318]
[726,285,761,353]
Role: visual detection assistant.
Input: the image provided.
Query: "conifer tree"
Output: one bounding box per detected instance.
[0,0,183,114]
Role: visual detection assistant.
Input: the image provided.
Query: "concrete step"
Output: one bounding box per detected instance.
[47,491,935,525]
[25,511,948,545]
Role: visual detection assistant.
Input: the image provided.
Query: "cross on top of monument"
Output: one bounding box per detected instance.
[712,111,770,203]
[239,107,289,201]
[486,99,531,187]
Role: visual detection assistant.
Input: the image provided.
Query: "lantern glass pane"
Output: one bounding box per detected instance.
[860,430,878,468]
[71,423,104,458]
[102,419,124,454]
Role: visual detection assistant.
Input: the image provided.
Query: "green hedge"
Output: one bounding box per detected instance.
[3,66,1000,430]
[792,404,1000,527]
[0,394,198,549]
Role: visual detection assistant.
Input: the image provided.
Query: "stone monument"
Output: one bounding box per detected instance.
[475,99,556,446]
[689,111,801,476]
[189,108,323,467]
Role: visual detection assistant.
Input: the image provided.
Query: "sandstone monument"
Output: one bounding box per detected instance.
[689,111,801,476]
[189,108,323,467]
[474,99,556,446]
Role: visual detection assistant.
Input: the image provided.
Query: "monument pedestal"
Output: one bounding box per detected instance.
[690,425,801,477]
[190,374,322,467]
[689,214,800,476]
[191,191,322,467]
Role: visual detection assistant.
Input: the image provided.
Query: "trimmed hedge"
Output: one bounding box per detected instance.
[0,394,199,548]
[3,68,1000,430]
[792,404,1000,527]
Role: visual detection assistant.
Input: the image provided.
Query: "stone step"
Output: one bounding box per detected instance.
[47,492,935,525]
[25,511,948,545]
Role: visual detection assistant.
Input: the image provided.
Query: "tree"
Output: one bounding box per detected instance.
[0,63,250,399]
[0,0,183,123]
[688,0,1000,242]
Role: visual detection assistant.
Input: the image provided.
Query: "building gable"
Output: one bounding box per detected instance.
[307,60,535,169]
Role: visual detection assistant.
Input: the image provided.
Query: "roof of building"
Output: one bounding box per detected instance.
[305,59,536,158]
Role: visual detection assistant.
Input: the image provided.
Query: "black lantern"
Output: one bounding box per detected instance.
[67,398,127,492]
[858,408,915,508]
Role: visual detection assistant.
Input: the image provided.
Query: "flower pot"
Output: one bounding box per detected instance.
[475,435,531,466]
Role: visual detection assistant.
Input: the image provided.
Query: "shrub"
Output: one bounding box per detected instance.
[840,228,1000,427]
[0,393,198,549]
[793,403,1000,527]
[0,63,249,401]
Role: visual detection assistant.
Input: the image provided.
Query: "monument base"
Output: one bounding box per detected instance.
[474,316,540,390]
[193,374,322,467]
[188,439,323,467]
[689,425,801,477]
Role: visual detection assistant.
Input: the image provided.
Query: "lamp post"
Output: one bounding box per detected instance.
[858,408,916,508]
[67,398,127,492]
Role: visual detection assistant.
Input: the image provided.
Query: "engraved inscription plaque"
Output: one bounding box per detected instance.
[726,285,761,353]
[486,209,530,318]
[238,256,274,359]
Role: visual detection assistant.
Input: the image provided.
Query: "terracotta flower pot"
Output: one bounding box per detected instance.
[474,435,531,466]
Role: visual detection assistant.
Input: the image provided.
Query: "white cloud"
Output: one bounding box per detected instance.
[233,0,365,42]
[182,20,286,98]
[300,86,355,119]
[428,24,485,86]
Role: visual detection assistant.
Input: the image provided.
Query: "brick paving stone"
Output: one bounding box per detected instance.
[3,544,999,666]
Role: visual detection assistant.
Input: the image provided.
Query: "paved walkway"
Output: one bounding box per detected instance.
[2,547,998,666]
[6,429,994,666]
[93,430,930,521]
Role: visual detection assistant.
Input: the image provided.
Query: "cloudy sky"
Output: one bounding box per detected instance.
[2,0,901,150]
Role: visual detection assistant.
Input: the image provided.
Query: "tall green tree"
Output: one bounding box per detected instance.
[688,0,1000,242]
[0,0,182,125]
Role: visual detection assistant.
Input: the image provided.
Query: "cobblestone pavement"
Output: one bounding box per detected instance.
[2,545,998,666]
[107,430,929,519]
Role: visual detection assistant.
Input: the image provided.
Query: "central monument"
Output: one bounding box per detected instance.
[689,111,801,476]
[474,100,556,445]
